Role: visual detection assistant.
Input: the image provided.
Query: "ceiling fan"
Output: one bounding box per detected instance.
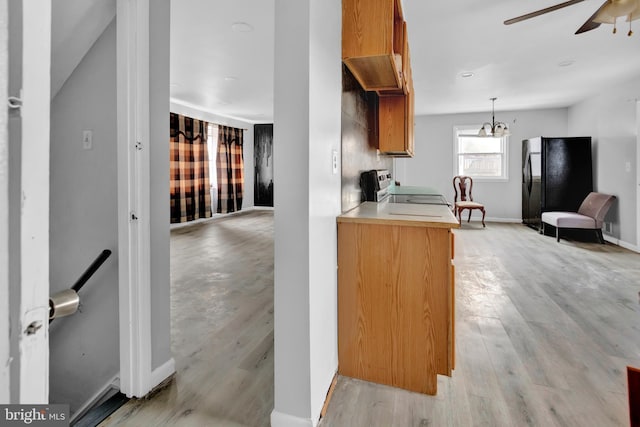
[504,0,640,36]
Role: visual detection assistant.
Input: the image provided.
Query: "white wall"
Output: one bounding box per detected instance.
[49,19,119,414]
[308,0,341,422]
[170,101,255,210]
[272,0,341,426]
[568,75,640,248]
[395,108,569,222]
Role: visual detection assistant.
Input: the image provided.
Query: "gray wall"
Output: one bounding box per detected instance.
[49,1,172,411]
[7,0,21,402]
[0,0,9,402]
[341,66,393,212]
[395,108,569,221]
[568,75,640,246]
[150,0,171,371]
[49,19,119,414]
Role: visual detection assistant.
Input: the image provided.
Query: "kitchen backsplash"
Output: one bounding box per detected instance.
[341,65,393,213]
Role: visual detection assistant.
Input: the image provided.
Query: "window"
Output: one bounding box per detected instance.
[453,126,508,180]
[207,123,219,208]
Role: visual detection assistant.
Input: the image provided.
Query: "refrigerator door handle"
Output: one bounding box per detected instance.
[523,153,532,195]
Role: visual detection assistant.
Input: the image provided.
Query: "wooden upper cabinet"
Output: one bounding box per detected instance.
[378,89,414,157]
[342,0,405,92]
[378,43,414,157]
[343,0,415,156]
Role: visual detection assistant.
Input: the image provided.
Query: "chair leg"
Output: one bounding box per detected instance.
[597,229,605,244]
[467,209,472,223]
[481,208,486,227]
[540,222,545,235]
[556,227,560,242]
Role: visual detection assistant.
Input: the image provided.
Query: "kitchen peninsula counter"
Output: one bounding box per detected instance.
[337,201,458,395]
[338,201,458,227]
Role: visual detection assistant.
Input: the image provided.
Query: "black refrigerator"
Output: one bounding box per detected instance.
[522,136,593,230]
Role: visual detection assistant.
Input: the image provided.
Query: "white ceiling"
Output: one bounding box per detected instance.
[168,1,640,121]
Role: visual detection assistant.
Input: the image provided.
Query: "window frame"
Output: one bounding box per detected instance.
[453,125,509,182]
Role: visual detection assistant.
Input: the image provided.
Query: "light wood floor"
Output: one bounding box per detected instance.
[100,211,274,427]
[321,223,640,427]
[99,215,640,427]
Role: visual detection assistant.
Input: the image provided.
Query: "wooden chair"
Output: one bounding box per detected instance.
[453,175,486,227]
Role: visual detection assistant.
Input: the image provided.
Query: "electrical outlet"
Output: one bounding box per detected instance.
[625,161,631,173]
[82,130,93,150]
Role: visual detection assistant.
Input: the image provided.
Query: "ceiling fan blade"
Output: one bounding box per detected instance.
[504,0,586,25]
[575,1,609,34]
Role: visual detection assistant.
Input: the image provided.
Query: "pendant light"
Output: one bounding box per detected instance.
[478,97,511,137]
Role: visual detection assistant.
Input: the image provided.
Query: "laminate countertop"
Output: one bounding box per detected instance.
[338,201,460,229]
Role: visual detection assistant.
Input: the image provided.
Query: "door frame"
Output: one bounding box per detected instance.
[17,0,51,403]
[116,0,153,397]
[0,0,9,404]
[637,100,639,249]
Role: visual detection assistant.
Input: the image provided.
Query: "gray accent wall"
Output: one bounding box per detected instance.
[48,1,173,411]
[7,0,21,402]
[0,0,9,403]
[341,65,393,212]
[149,0,171,372]
[49,19,119,414]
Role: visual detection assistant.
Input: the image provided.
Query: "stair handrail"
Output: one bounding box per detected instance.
[49,249,112,322]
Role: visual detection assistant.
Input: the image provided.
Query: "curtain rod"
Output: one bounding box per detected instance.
[170,112,250,131]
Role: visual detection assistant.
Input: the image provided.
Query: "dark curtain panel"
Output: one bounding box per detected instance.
[254,124,274,207]
[216,125,244,213]
[169,113,212,223]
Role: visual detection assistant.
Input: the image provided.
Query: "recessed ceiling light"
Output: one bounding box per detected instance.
[558,60,575,67]
[231,22,254,32]
[224,76,238,82]
[461,71,474,78]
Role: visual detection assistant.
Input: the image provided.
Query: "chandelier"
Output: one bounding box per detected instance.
[478,97,511,137]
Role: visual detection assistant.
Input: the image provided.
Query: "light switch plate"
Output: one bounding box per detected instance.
[332,150,338,174]
[82,130,93,150]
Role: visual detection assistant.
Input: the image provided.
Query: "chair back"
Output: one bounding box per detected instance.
[453,175,474,203]
[577,192,616,227]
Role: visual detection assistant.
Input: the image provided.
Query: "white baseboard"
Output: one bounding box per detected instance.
[250,205,274,211]
[169,206,272,230]
[603,235,640,253]
[70,358,174,423]
[149,357,176,391]
[485,217,522,223]
[69,374,120,423]
[271,410,314,427]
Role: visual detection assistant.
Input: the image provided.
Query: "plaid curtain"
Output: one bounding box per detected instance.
[169,113,212,223]
[216,126,244,213]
